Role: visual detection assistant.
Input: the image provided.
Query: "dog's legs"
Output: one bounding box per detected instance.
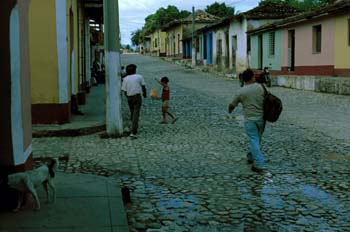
[25,179,40,210]
[48,180,56,203]
[43,181,50,203]
[12,192,23,213]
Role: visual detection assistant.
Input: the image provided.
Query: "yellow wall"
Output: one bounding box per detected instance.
[160,31,166,53]
[65,0,85,95]
[166,25,183,56]
[151,31,166,55]
[150,31,157,53]
[29,0,59,104]
[334,14,350,69]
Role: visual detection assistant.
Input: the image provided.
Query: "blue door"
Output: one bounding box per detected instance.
[206,32,213,64]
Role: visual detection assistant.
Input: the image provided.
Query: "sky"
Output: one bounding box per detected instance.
[118,0,260,45]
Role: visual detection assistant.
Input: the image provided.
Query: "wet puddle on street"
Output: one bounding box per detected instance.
[240,174,350,231]
[121,174,350,231]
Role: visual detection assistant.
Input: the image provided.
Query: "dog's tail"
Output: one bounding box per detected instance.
[48,158,59,178]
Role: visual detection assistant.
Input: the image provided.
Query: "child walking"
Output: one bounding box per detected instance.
[155,76,177,124]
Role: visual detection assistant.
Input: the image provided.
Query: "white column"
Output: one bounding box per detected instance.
[10,4,32,165]
[56,0,69,103]
[85,19,92,85]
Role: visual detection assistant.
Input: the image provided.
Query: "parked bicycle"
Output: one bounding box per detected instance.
[239,67,271,87]
[257,67,271,87]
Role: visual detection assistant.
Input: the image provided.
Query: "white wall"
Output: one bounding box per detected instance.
[10,4,32,166]
[229,18,275,73]
[213,28,228,67]
[56,0,69,104]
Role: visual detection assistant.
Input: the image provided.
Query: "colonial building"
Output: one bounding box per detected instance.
[29,0,104,124]
[150,30,167,57]
[195,17,230,69]
[248,0,350,76]
[162,10,220,58]
[1,0,122,173]
[228,2,300,74]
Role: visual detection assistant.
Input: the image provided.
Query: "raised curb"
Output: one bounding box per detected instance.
[32,124,106,138]
[275,75,350,95]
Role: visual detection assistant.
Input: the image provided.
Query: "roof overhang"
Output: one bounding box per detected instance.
[85,0,103,24]
[248,2,350,35]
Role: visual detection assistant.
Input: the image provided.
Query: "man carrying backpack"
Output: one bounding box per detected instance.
[228,69,266,173]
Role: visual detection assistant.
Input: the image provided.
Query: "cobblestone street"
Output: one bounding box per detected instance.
[33,54,350,232]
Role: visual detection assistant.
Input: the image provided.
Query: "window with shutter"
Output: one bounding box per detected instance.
[269,32,275,56]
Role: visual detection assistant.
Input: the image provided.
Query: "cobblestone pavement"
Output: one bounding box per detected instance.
[33,54,350,232]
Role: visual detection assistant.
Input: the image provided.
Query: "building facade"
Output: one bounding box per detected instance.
[228,2,300,74]
[249,0,350,76]
[162,10,220,59]
[150,30,167,56]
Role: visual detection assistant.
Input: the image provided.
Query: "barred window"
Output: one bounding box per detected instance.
[269,32,275,56]
[313,25,322,53]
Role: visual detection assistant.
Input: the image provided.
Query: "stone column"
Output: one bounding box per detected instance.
[103,0,123,136]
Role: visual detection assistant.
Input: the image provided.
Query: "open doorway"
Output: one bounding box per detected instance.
[288,30,295,71]
[231,35,237,72]
[258,34,263,70]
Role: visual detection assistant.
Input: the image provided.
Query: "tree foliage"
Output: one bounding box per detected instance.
[131,5,191,46]
[143,5,190,34]
[205,2,235,18]
[259,0,337,10]
[131,29,143,46]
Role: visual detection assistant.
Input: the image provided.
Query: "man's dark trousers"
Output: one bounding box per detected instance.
[127,94,142,135]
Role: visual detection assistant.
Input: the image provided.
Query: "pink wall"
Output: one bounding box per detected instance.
[281,17,335,67]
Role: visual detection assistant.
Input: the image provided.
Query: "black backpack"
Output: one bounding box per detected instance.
[261,84,282,122]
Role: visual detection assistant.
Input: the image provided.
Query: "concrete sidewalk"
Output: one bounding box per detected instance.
[3,85,129,232]
[0,173,129,232]
[32,84,106,137]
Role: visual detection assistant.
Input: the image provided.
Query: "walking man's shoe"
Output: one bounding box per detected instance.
[247,152,253,164]
[129,133,137,139]
[251,166,264,173]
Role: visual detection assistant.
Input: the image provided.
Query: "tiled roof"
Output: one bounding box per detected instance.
[248,0,350,34]
[183,9,220,22]
[193,17,230,35]
[236,2,302,20]
[162,10,220,31]
[192,2,301,36]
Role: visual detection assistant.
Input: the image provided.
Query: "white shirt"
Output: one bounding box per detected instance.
[121,74,146,96]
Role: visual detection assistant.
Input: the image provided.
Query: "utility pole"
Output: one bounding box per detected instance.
[157,18,160,57]
[103,0,123,136]
[191,6,196,67]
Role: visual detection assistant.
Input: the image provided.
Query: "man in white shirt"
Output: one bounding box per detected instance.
[121,64,147,138]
